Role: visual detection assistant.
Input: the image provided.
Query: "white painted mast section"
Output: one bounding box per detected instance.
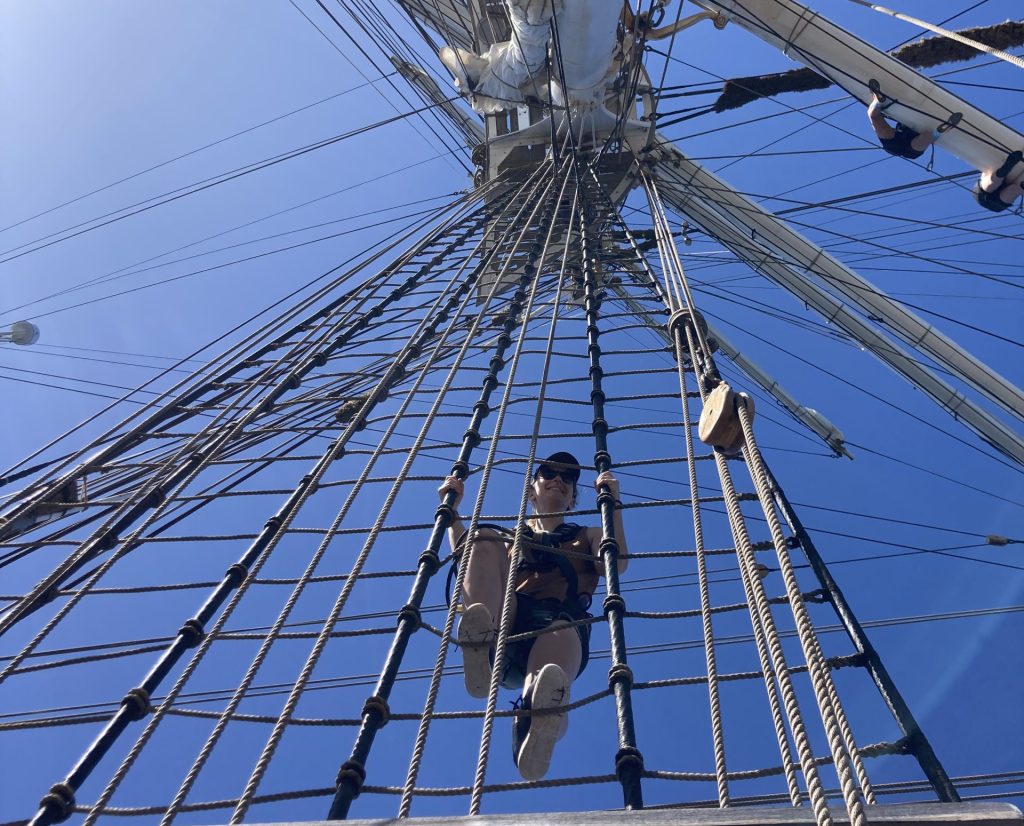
[649,141,1024,426]
[438,0,626,113]
[689,0,1024,182]
[649,162,1024,465]
[549,0,623,109]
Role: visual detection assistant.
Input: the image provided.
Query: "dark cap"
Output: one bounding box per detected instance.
[534,451,582,482]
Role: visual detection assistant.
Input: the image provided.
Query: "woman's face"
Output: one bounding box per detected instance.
[529,471,576,512]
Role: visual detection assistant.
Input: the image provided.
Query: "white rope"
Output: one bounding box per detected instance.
[846,0,1024,71]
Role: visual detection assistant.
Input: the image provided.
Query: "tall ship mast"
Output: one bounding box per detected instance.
[1,2,1021,825]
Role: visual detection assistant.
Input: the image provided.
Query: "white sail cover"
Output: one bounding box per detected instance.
[439,0,622,113]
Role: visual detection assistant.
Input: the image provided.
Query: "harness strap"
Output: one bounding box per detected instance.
[519,523,588,608]
[445,522,593,610]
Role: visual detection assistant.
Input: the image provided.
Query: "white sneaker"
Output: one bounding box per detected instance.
[515,663,569,780]
[457,603,494,698]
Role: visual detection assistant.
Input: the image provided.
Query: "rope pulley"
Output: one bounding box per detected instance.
[698,380,755,452]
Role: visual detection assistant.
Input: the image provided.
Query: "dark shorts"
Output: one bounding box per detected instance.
[974,182,1013,213]
[499,592,591,690]
[879,124,925,160]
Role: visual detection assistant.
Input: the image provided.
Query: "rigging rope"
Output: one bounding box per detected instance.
[844,0,1024,71]
[1,125,992,826]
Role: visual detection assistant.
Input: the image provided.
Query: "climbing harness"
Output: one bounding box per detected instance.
[447,520,595,690]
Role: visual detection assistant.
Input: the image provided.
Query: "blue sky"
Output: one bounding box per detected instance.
[0,1,1021,823]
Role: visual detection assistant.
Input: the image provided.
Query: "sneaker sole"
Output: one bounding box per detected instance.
[517,665,568,781]
[458,604,494,699]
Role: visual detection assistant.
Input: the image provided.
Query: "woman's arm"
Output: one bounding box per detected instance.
[438,476,467,551]
[590,471,628,575]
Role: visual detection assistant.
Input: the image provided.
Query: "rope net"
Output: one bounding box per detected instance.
[0,156,954,825]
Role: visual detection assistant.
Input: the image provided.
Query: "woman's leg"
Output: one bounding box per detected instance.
[867,101,896,142]
[525,621,583,692]
[997,179,1023,207]
[909,131,935,153]
[458,529,514,698]
[462,528,512,626]
[514,621,583,779]
[979,169,1004,194]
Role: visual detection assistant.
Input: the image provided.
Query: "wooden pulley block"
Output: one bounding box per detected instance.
[698,383,755,452]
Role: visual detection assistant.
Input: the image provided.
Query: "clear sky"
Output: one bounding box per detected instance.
[0,1,1021,823]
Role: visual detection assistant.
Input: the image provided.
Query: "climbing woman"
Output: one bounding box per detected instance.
[438,451,628,781]
[867,78,961,160]
[974,149,1023,213]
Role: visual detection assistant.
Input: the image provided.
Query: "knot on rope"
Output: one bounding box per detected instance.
[832,652,869,670]
[178,618,205,647]
[417,549,440,574]
[614,746,645,778]
[891,737,915,755]
[591,417,609,437]
[335,399,364,423]
[805,589,829,604]
[603,593,626,616]
[263,515,284,532]
[97,533,119,551]
[398,603,422,630]
[120,687,151,721]
[593,450,611,469]
[39,782,76,822]
[225,562,248,586]
[598,537,620,557]
[362,695,391,727]
[434,502,457,524]
[336,760,366,796]
[608,663,634,690]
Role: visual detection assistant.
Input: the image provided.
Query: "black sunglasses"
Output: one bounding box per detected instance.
[535,466,579,484]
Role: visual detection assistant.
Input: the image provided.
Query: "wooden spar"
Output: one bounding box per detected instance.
[648,135,1024,432]
[649,141,1024,464]
[689,0,1024,181]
